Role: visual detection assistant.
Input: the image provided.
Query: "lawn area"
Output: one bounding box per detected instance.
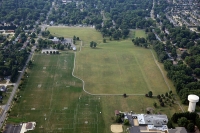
[7,28,183,133]
[48,27,103,45]
[8,53,105,133]
[74,36,169,94]
[129,29,147,39]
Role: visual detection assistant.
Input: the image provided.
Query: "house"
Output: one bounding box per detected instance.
[50,21,54,25]
[20,122,36,133]
[0,86,7,92]
[49,37,60,44]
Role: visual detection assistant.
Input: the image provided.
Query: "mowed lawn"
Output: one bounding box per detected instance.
[8,53,105,133]
[75,41,169,94]
[48,27,169,94]
[48,27,102,44]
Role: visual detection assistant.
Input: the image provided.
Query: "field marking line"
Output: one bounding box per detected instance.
[72,40,153,96]
[150,49,171,91]
[114,53,124,90]
[134,56,153,92]
[47,55,60,128]
[72,51,147,96]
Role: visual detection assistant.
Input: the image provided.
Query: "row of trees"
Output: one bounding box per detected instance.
[171,112,200,132]
[132,37,148,48]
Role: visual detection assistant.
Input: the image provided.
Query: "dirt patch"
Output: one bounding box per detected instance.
[38,84,42,88]
[111,124,123,133]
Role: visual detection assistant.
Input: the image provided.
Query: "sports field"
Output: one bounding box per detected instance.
[8,53,105,133]
[48,27,170,94]
[7,27,183,133]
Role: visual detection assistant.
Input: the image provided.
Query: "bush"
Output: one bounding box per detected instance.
[178,117,188,127]
[124,119,129,125]
[187,123,195,132]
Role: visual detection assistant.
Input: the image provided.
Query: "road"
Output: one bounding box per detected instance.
[0,46,36,128]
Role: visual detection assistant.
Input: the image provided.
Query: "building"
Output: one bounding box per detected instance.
[62,38,72,45]
[122,113,186,133]
[20,122,36,133]
[41,49,59,54]
[0,86,7,92]
[49,37,60,44]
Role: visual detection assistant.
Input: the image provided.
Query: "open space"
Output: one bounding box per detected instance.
[8,53,104,133]
[7,28,184,133]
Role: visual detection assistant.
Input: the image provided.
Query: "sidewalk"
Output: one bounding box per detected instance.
[0,79,15,87]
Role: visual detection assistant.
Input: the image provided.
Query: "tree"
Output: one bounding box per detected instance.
[165,92,168,97]
[197,26,200,31]
[124,119,129,125]
[123,93,127,98]
[167,120,174,129]
[187,123,195,132]
[90,41,97,48]
[153,102,157,108]
[157,95,161,99]
[196,118,200,129]
[177,117,188,127]
[31,38,35,44]
[103,39,106,43]
[90,41,94,47]
[148,91,153,98]
[160,102,164,107]
[116,115,122,123]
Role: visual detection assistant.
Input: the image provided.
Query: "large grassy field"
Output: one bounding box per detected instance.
[8,53,105,133]
[48,27,103,45]
[7,27,184,133]
[48,27,170,94]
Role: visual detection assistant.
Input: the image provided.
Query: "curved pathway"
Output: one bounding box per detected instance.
[71,41,145,96]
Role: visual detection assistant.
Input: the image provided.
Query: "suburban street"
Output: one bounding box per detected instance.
[0,46,36,128]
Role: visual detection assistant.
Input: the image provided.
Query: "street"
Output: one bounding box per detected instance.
[0,46,36,128]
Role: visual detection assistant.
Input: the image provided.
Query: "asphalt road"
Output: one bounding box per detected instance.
[0,46,36,128]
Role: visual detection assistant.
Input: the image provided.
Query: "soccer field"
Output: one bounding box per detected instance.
[8,53,105,133]
[75,40,169,94]
[6,28,183,133]
[48,27,170,94]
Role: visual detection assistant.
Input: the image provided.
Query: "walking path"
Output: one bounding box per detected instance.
[150,50,171,91]
[0,80,15,87]
[72,41,145,96]
[150,49,185,112]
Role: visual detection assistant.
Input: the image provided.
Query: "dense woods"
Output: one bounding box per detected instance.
[147,0,200,105]
[0,0,53,25]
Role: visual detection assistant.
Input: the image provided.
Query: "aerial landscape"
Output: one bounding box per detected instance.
[0,0,200,133]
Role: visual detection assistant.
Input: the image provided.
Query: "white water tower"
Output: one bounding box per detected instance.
[188,94,199,112]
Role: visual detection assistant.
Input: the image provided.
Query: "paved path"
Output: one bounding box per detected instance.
[0,80,15,87]
[150,50,171,91]
[0,46,36,128]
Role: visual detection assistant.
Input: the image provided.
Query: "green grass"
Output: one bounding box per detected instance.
[129,29,147,39]
[75,41,169,94]
[8,53,105,133]
[48,27,103,45]
[7,28,183,133]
